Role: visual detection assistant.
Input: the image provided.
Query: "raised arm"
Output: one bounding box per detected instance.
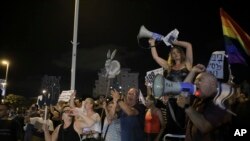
[177,64,212,133]
[72,108,95,128]
[69,91,76,108]
[103,100,117,122]
[172,40,193,70]
[111,90,139,116]
[145,80,152,96]
[43,123,61,141]
[149,39,169,70]
[184,64,206,83]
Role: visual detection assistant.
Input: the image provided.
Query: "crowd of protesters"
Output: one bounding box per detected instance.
[0,78,249,141]
[1,34,250,141]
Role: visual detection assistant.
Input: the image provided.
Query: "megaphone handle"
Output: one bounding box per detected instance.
[152,33,163,41]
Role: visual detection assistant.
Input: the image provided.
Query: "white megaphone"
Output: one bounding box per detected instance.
[153,74,197,98]
[137,25,164,41]
[153,74,236,115]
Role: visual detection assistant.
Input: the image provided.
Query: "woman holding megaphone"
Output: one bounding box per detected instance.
[148,37,193,141]
[149,38,193,80]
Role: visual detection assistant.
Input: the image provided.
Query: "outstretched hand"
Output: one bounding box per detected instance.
[111,89,121,102]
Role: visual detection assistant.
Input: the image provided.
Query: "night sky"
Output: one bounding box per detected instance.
[1,0,250,98]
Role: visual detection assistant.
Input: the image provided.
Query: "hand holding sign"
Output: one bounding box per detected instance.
[206,51,225,79]
[58,90,75,102]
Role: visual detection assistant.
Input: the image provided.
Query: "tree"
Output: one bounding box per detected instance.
[4,94,28,108]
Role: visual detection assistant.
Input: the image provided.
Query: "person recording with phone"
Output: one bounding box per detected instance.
[42,91,96,141]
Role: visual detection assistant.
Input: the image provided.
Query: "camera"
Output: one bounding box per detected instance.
[110,81,122,91]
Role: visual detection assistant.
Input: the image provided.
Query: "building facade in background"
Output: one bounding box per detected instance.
[93,68,139,98]
[41,75,61,105]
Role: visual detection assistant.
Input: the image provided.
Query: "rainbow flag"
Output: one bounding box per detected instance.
[220,8,250,65]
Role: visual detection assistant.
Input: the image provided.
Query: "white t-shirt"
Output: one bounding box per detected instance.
[82,113,101,139]
[30,117,54,131]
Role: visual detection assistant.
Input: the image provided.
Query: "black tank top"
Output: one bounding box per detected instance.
[164,67,189,82]
[58,122,80,141]
[162,68,189,135]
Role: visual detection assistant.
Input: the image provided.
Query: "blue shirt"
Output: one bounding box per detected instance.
[118,103,146,141]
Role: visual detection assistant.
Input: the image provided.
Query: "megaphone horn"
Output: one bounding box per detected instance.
[153,74,197,97]
[137,25,164,41]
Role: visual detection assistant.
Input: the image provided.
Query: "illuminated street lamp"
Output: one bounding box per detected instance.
[1,60,9,96]
[2,60,9,83]
[42,89,47,94]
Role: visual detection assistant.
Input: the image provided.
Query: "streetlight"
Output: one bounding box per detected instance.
[2,60,9,83]
[1,60,9,96]
[71,0,80,90]
[42,89,47,94]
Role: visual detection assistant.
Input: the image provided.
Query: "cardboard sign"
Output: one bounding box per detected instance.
[206,51,225,79]
[58,90,74,102]
[145,68,164,86]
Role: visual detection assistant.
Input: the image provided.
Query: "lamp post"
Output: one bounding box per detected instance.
[70,0,80,90]
[42,89,47,94]
[2,60,9,96]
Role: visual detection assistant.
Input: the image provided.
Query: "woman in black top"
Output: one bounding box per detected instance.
[43,105,94,141]
[149,38,193,141]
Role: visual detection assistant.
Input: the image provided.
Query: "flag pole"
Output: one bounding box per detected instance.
[71,0,80,90]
